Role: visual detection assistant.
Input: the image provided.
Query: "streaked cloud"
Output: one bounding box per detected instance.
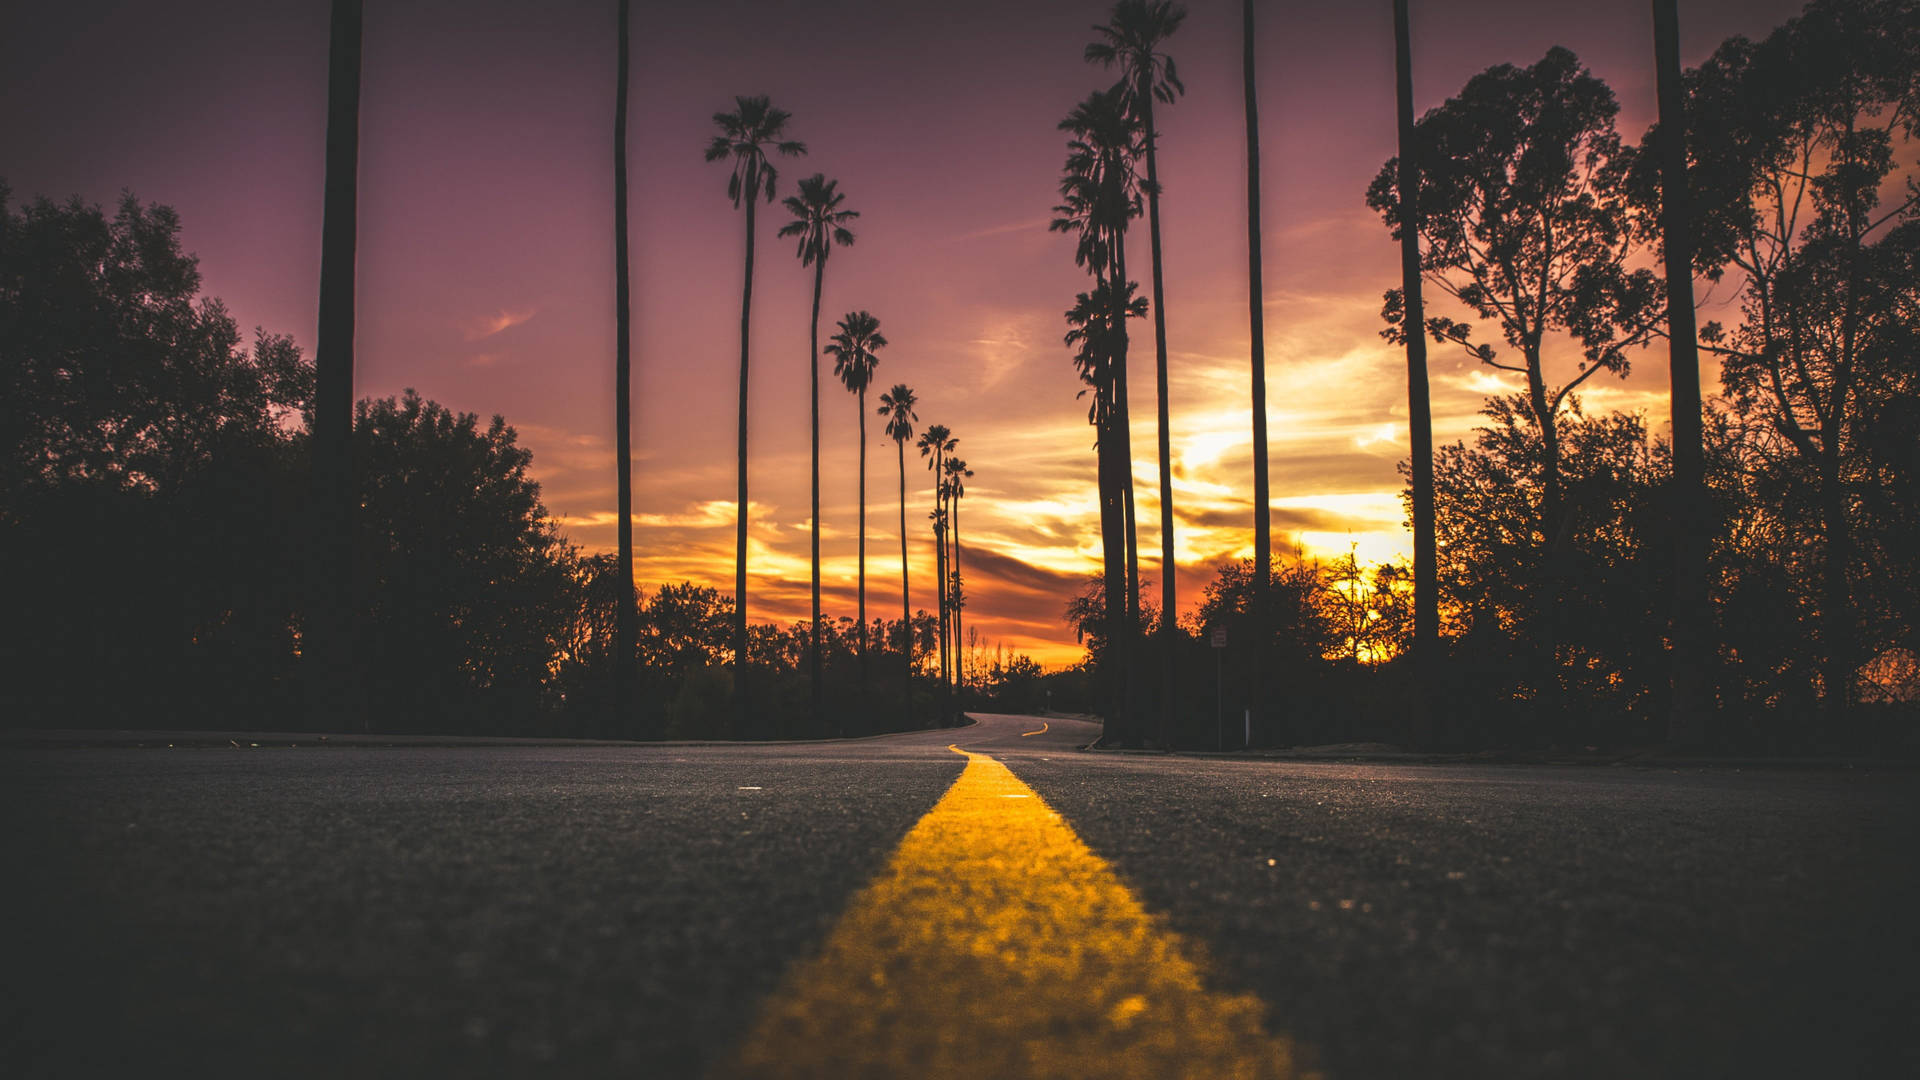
[463,307,537,342]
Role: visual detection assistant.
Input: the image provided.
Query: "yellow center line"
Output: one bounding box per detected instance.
[1020,721,1050,737]
[716,745,1315,1079]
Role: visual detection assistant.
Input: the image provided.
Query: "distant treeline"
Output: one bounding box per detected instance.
[0,185,1053,737]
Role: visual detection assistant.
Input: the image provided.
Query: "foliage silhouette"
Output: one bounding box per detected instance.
[1089,0,1187,742]
[1052,87,1147,746]
[706,94,806,734]
[310,0,363,731]
[879,383,918,727]
[1369,46,1663,732]
[778,173,857,728]
[612,0,638,736]
[826,309,884,686]
[1625,0,1919,735]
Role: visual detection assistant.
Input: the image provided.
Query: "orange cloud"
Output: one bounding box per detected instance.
[463,307,537,341]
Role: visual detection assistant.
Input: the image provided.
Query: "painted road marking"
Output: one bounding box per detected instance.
[718,745,1313,1079]
[1020,720,1050,737]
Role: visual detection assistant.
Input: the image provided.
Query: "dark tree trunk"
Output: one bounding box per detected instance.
[1652,0,1711,747]
[952,494,962,696]
[735,178,756,732]
[1530,357,1566,737]
[1395,0,1438,746]
[933,457,949,717]
[1139,79,1177,747]
[310,0,362,733]
[1111,247,1142,748]
[1820,440,1852,737]
[1099,409,1128,744]
[808,257,824,732]
[858,386,868,689]
[1245,0,1272,750]
[898,440,911,726]
[612,0,637,738]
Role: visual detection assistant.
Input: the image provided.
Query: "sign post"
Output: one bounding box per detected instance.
[1210,625,1228,750]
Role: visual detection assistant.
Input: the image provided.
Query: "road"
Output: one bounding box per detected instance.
[4,713,1915,1078]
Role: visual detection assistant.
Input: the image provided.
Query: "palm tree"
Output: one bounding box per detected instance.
[776,174,856,727]
[1053,91,1143,622]
[705,95,805,722]
[1650,0,1710,745]
[311,0,362,731]
[1053,88,1146,745]
[1089,0,1186,742]
[917,424,956,704]
[611,0,637,734]
[1391,0,1438,747]
[1242,0,1270,749]
[826,311,885,683]
[943,456,974,692]
[879,383,918,720]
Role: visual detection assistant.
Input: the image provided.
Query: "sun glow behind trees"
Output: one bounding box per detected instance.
[1,0,1876,673]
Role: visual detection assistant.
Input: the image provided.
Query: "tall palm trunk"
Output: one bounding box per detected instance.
[934,472,949,712]
[735,175,757,730]
[311,0,362,732]
[612,0,637,737]
[1111,247,1142,747]
[1139,78,1177,745]
[951,494,963,694]
[1097,408,1127,737]
[857,386,869,685]
[897,439,911,724]
[808,256,824,731]
[1244,0,1270,750]
[1651,0,1710,746]
[1394,0,1438,746]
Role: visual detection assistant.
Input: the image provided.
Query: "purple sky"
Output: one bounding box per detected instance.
[3,0,1825,664]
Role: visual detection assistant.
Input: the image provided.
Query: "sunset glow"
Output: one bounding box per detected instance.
[2,0,1812,667]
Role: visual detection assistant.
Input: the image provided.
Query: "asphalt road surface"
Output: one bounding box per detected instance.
[5,713,1916,1078]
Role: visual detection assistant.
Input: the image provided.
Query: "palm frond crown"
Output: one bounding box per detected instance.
[777,173,858,265]
[1086,0,1188,115]
[705,94,808,207]
[880,384,918,444]
[826,310,887,395]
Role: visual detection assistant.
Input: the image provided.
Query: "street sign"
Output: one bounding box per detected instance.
[1210,626,1228,649]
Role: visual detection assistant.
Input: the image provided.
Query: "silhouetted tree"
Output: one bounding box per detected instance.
[1428,395,1673,738]
[1650,0,1919,735]
[311,0,363,729]
[879,383,918,722]
[917,424,956,704]
[611,0,637,735]
[777,174,856,726]
[1,188,310,727]
[1390,0,1439,746]
[352,392,580,732]
[826,310,884,683]
[706,95,805,730]
[1053,87,1148,745]
[943,455,973,690]
[1242,0,1275,741]
[1642,0,1712,746]
[1089,0,1186,741]
[1062,278,1148,737]
[1368,47,1662,728]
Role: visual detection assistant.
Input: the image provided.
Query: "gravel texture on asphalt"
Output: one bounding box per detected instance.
[1001,736,1920,1079]
[5,713,1917,1079]
[4,743,962,1078]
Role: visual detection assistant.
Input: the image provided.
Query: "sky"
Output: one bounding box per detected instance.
[3,0,1819,667]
